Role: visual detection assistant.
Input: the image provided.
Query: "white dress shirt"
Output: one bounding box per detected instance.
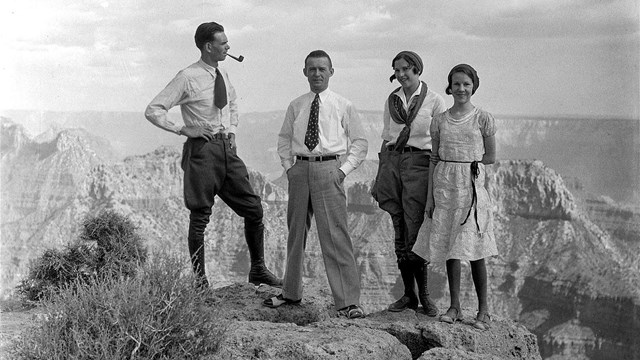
[145,59,238,135]
[382,82,446,150]
[277,89,368,175]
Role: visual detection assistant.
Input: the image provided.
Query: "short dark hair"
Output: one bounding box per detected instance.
[194,22,225,50]
[446,64,480,95]
[305,50,332,68]
[392,53,420,75]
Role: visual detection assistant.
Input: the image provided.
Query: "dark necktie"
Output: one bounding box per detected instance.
[304,94,320,151]
[214,68,227,109]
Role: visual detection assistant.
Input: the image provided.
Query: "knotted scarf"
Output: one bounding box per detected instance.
[387,81,428,151]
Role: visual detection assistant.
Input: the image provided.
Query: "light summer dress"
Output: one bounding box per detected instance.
[413,107,498,264]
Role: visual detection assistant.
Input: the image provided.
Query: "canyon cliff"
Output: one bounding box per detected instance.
[1,118,638,359]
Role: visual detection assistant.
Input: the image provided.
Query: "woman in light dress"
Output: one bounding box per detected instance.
[422,64,498,330]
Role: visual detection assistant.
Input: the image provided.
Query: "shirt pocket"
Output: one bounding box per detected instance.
[293,110,310,139]
[323,107,344,142]
[411,108,432,137]
[188,79,213,106]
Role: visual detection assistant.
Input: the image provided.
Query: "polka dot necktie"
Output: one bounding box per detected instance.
[214,68,227,109]
[304,94,320,151]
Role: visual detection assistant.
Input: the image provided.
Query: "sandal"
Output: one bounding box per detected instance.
[339,304,365,319]
[262,294,301,308]
[473,312,491,330]
[439,307,462,324]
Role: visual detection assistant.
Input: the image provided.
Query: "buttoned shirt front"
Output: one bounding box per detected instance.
[145,59,238,135]
[382,82,446,150]
[277,89,368,175]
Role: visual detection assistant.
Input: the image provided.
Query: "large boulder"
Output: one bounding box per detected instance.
[214,320,412,360]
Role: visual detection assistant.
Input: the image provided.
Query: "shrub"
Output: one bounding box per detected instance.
[10,253,227,359]
[16,243,96,302]
[16,210,147,301]
[80,210,147,278]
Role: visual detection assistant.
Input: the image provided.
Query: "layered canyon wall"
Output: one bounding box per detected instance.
[1,118,638,359]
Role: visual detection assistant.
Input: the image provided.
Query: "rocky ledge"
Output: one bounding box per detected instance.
[206,282,541,360]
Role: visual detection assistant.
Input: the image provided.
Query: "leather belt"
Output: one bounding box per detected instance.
[296,155,339,162]
[388,145,430,153]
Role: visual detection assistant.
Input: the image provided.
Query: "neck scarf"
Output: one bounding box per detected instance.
[387,81,428,151]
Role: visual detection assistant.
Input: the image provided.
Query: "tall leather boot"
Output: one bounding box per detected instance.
[414,258,438,316]
[245,221,283,287]
[188,211,210,289]
[388,260,419,312]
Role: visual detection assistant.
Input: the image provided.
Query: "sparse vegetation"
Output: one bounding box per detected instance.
[17,210,147,301]
[80,209,147,278]
[10,211,227,359]
[15,242,96,302]
[11,255,227,359]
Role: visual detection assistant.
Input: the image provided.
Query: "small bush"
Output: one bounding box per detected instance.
[11,253,227,359]
[16,243,96,301]
[17,210,147,301]
[80,210,147,278]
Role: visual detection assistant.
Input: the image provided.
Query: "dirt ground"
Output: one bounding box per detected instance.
[0,300,40,359]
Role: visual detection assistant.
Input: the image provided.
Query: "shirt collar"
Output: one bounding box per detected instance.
[310,88,331,104]
[394,81,423,103]
[198,59,221,75]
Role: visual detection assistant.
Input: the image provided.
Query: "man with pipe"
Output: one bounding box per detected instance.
[145,21,281,288]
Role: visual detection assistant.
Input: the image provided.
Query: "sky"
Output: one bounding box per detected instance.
[1,0,639,119]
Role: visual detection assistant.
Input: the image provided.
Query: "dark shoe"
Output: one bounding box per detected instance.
[473,312,491,330]
[262,294,301,308]
[388,260,418,312]
[338,304,366,319]
[245,223,283,287]
[388,295,419,312]
[439,307,462,324]
[249,266,283,287]
[420,296,439,317]
[413,259,438,317]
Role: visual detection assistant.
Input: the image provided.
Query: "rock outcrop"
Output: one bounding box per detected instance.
[207,282,540,360]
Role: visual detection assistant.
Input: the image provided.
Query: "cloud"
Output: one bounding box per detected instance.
[341,7,393,33]
[2,4,99,48]
[2,0,637,118]
[442,0,639,39]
